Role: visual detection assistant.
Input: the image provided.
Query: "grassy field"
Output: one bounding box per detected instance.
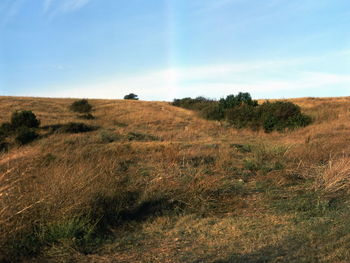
[1,96,350,262]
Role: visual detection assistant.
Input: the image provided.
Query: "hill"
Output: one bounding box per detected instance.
[1,96,350,262]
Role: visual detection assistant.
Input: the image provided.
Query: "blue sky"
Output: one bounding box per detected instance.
[0,0,350,101]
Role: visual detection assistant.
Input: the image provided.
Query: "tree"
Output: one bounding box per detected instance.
[124,93,139,100]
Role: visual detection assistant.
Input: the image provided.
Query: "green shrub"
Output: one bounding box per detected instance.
[218,92,258,112]
[42,122,98,134]
[225,104,259,129]
[58,123,98,134]
[78,113,95,120]
[199,104,224,120]
[172,93,312,132]
[11,111,40,129]
[124,93,139,100]
[259,101,312,132]
[0,140,9,152]
[69,99,92,113]
[0,122,13,137]
[172,97,217,112]
[15,127,39,145]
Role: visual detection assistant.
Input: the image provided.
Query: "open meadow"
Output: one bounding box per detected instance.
[1,96,350,262]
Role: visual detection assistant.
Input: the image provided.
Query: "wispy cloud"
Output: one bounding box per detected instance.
[0,0,26,27]
[38,56,350,101]
[61,0,91,12]
[193,0,240,13]
[43,0,53,13]
[43,0,92,14]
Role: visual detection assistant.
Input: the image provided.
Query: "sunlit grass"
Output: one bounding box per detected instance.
[1,96,350,262]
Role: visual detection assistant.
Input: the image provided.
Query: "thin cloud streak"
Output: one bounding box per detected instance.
[193,0,240,14]
[43,0,53,13]
[0,0,26,27]
[61,0,91,12]
[43,0,92,14]
[36,57,350,101]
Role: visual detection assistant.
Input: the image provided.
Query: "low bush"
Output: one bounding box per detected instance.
[172,96,216,112]
[225,104,260,130]
[218,92,258,112]
[15,127,39,145]
[78,113,95,120]
[11,110,40,129]
[0,122,13,137]
[0,139,9,152]
[173,93,312,132]
[258,101,312,132]
[69,99,92,113]
[59,123,98,133]
[42,123,98,134]
[199,104,224,120]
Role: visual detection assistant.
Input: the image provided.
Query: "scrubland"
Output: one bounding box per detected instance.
[1,96,350,262]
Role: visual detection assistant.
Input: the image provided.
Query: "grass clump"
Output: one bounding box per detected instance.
[69,99,92,113]
[6,216,101,260]
[127,132,161,141]
[38,217,100,254]
[99,130,122,143]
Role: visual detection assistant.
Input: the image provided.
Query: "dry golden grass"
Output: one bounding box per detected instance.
[319,157,350,196]
[1,96,350,262]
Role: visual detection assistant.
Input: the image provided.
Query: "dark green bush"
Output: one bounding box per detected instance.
[218,92,258,112]
[69,99,92,113]
[0,139,9,152]
[225,104,259,129]
[78,113,95,120]
[11,111,40,129]
[58,123,97,133]
[124,93,139,100]
[15,127,39,145]
[172,97,217,112]
[259,101,312,132]
[0,122,13,137]
[41,123,98,134]
[173,93,312,132]
[199,104,224,120]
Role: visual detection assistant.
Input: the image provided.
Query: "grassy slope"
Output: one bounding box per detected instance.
[1,96,350,262]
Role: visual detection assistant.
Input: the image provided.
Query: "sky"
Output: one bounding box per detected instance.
[0,0,350,101]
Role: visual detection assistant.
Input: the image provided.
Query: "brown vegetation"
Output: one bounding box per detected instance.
[1,96,350,262]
